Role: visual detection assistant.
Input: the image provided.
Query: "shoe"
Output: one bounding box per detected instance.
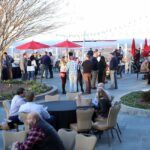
[108,87,115,90]
[0,124,10,130]
[91,87,96,89]
[62,91,66,94]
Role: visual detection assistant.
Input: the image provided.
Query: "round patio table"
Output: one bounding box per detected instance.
[41,101,77,130]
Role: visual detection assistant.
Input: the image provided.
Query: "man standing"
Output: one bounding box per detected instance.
[49,52,54,78]
[109,52,118,89]
[2,52,14,80]
[82,54,92,94]
[67,52,78,93]
[20,53,28,81]
[91,50,98,89]
[40,51,51,79]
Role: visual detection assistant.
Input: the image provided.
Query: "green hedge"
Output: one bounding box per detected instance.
[0,80,51,100]
[121,91,150,109]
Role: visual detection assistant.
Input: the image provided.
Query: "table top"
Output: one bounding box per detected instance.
[41,100,77,112]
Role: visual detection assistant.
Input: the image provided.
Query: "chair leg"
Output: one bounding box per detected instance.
[110,129,114,139]
[106,130,111,146]
[117,123,122,135]
[113,128,122,143]
[15,125,19,132]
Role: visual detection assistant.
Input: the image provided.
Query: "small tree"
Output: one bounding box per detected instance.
[0,0,64,79]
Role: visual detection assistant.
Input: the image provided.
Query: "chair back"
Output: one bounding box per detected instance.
[75,134,97,150]
[45,94,60,101]
[3,131,26,150]
[76,98,92,107]
[2,100,11,119]
[107,103,121,128]
[19,113,29,132]
[76,108,94,132]
[66,92,80,101]
[58,128,77,150]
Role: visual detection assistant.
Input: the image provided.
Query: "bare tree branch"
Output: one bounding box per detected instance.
[0,0,66,78]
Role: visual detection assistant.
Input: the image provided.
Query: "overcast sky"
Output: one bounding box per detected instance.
[30,0,150,41]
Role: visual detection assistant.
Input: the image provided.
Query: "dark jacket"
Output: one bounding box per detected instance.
[91,57,98,71]
[41,55,51,66]
[33,118,65,150]
[97,60,106,73]
[82,60,92,73]
[109,56,118,70]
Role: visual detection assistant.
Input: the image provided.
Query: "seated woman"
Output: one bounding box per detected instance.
[95,83,111,118]
[140,59,150,73]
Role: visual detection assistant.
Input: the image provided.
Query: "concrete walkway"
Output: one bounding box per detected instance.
[0,73,149,150]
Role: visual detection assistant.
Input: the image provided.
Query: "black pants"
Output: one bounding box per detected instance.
[148,72,150,84]
[8,115,23,129]
[60,72,67,93]
[77,72,84,92]
[49,65,53,78]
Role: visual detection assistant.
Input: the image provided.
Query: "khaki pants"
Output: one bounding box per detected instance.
[91,71,98,88]
[83,73,91,93]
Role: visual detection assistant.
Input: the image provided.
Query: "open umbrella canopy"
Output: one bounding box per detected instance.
[16,40,50,50]
[131,38,136,56]
[142,45,150,57]
[52,40,81,48]
[144,38,148,49]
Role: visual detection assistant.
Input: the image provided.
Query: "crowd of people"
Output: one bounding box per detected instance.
[59,47,128,94]
[1,46,150,92]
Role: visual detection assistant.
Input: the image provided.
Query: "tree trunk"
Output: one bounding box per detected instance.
[0,51,3,80]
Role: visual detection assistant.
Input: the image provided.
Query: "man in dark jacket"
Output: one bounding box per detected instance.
[91,50,98,89]
[15,112,65,150]
[82,54,92,94]
[40,51,51,79]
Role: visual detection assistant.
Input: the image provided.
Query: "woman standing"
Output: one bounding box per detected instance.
[59,56,67,94]
[97,56,107,83]
[27,55,37,80]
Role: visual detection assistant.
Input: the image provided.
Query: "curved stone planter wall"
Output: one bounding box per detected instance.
[35,85,58,101]
[121,103,150,117]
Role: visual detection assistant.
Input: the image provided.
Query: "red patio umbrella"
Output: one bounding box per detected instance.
[16,40,50,50]
[131,38,136,56]
[142,45,150,57]
[144,38,148,49]
[52,40,81,48]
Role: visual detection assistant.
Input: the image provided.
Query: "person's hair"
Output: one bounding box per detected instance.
[27,112,40,123]
[17,88,25,95]
[94,49,98,53]
[23,53,27,57]
[30,55,35,61]
[86,54,90,59]
[100,56,106,62]
[97,82,104,88]
[69,51,73,56]
[45,51,48,55]
[26,92,35,102]
[49,52,52,56]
